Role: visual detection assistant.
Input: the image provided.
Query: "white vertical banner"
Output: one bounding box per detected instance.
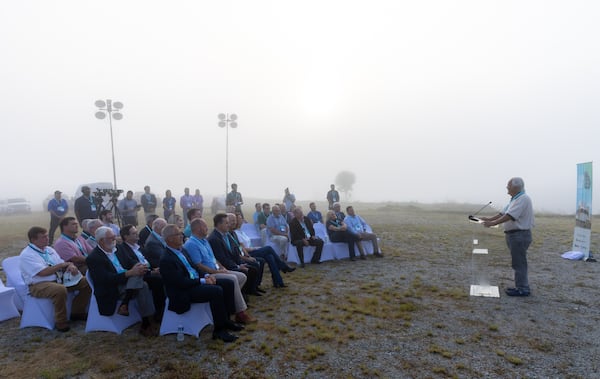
[573,162,593,259]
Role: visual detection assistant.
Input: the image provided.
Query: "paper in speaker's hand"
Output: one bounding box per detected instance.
[468,215,482,223]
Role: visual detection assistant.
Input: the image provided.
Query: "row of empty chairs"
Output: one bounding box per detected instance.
[1,256,213,337]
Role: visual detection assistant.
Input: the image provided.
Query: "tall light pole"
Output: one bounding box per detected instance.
[94,99,123,190]
[217,113,238,198]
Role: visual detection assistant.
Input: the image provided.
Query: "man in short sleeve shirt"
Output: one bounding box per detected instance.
[482,177,534,296]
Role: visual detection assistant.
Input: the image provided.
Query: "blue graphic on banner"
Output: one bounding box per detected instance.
[573,162,593,257]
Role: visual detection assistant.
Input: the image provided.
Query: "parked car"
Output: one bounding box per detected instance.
[0,198,31,215]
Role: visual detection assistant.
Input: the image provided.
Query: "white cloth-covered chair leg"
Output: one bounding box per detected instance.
[159,298,213,338]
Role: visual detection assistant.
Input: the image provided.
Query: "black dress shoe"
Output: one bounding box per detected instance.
[213,330,239,342]
[224,320,245,331]
[274,283,287,288]
[282,265,296,273]
[251,291,263,296]
[256,287,266,293]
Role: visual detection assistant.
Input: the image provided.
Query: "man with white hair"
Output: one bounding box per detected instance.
[86,226,156,336]
[266,205,290,261]
[82,219,103,249]
[482,177,535,297]
[142,217,168,269]
[289,207,324,267]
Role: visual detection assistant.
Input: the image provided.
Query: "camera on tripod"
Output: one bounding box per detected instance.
[92,188,123,208]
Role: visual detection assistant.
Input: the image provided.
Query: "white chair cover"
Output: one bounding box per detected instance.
[85,271,141,334]
[2,256,27,310]
[159,298,213,338]
[0,278,20,322]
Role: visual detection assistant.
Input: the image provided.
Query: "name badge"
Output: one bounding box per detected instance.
[279,226,286,232]
[57,206,65,212]
[91,204,97,211]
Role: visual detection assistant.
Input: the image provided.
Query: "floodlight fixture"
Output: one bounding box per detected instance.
[217,113,239,198]
[94,99,124,190]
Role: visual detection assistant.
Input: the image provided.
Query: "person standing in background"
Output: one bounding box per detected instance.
[141,186,157,219]
[48,190,68,245]
[327,184,340,210]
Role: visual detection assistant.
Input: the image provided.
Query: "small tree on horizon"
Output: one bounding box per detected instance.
[335,171,356,200]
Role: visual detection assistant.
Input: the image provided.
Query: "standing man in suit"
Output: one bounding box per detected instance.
[289,207,324,267]
[86,226,156,336]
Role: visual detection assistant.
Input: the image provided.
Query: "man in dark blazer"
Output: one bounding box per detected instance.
[86,226,156,336]
[141,218,167,269]
[289,207,324,267]
[208,213,260,296]
[159,224,241,342]
[118,224,166,321]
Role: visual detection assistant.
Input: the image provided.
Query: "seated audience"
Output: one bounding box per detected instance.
[138,214,159,249]
[184,218,255,324]
[53,216,93,274]
[266,205,290,261]
[289,207,324,267]
[142,218,168,269]
[118,224,166,321]
[20,226,91,332]
[159,224,242,342]
[256,203,271,245]
[326,210,362,261]
[82,219,103,249]
[307,202,323,224]
[226,213,266,294]
[234,213,294,288]
[86,226,156,336]
[344,206,383,257]
[209,213,261,298]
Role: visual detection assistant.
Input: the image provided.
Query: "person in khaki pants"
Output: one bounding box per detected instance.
[19,226,91,332]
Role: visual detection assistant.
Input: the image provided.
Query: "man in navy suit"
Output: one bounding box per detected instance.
[159,224,241,342]
[208,213,260,299]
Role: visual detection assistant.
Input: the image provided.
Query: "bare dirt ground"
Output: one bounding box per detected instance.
[0,205,599,378]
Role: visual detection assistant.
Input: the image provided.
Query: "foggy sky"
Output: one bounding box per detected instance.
[1,0,599,214]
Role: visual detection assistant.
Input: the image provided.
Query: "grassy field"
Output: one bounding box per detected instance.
[0,204,598,378]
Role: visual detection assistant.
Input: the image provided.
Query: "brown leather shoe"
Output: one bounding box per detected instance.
[235,311,257,324]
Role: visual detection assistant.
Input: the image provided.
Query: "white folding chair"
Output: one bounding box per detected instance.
[85,271,141,334]
[241,223,263,247]
[0,278,20,322]
[2,256,27,310]
[2,256,76,329]
[159,298,213,338]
